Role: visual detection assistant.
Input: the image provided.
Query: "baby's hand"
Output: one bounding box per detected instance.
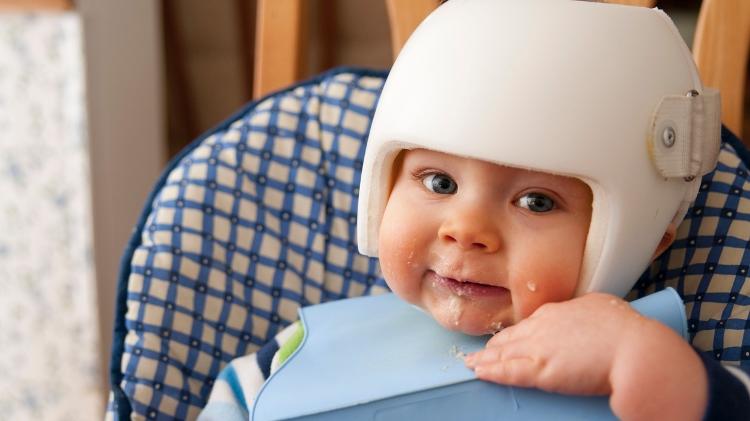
[463,293,707,421]
[464,293,636,395]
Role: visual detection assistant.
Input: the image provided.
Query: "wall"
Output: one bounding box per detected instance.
[77,0,166,411]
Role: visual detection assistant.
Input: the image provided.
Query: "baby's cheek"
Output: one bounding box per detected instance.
[510,269,578,320]
[513,290,543,320]
[377,239,399,286]
[378,233,420,299]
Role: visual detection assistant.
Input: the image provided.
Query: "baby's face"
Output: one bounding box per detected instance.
[378,149,592,335]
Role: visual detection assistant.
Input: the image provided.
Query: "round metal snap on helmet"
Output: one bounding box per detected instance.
[357,0,721,297]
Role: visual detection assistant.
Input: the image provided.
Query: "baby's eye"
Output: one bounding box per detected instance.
[517,193,555,212]
[422,173,457,194]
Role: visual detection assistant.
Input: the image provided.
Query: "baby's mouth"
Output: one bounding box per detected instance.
[429,271,509,298]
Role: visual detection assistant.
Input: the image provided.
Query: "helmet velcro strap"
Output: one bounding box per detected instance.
[650,88,721,180]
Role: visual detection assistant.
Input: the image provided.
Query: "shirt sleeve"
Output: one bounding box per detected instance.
[700,353,750,421]
[197,321,303,420]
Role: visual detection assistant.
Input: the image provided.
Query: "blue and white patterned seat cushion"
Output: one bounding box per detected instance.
[107,68,750,420]
[630,127,750,364]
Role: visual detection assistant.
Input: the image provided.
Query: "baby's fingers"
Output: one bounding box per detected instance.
[486,320,535,348]
[464,346,502,369]
[473,356,546,389]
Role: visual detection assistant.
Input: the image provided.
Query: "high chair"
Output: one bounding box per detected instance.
[107,1,750,419]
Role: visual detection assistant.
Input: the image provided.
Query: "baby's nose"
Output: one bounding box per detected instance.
[437,209,501,252]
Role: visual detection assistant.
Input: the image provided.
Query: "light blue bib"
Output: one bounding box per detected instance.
[253,288,687,420]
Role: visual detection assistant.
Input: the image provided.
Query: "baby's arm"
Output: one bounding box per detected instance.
[465,293,749,420]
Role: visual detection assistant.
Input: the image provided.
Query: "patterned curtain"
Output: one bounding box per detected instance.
[0,12,102,420]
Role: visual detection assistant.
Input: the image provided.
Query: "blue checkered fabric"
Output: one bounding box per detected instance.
[629,126,750,368]
[106,69,390,420]
[107,68,750,420]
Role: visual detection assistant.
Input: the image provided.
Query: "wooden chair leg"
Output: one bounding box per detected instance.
[253,0,308,100]
[384,0,440,60]
[693,0,750,140]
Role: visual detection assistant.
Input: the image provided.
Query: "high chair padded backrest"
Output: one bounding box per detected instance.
[107,68,750,420]
[107,69,389,420]
[630,125,750,363]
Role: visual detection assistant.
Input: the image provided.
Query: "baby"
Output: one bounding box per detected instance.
[201,1,749,419]
[373,148,700,420]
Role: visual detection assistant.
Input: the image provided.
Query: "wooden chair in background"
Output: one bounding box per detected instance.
[692,0,750,142]
[0,0,71,11]
[253,0,750,143]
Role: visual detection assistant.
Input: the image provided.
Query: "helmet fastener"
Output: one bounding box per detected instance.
[662,126,676,148]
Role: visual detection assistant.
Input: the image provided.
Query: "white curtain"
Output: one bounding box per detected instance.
[0,12,101,420]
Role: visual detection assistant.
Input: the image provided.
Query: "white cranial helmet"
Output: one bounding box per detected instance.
[357,0,721,297]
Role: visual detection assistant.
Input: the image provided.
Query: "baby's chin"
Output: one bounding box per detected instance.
[428,304,509,336]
